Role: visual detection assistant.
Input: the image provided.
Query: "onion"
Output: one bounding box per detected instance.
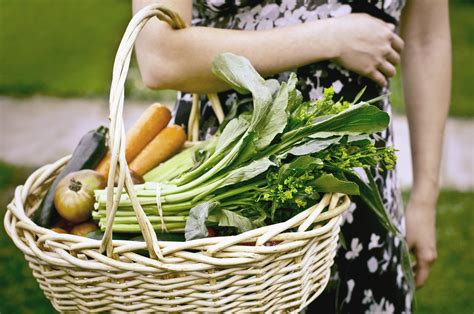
[54,170,105,223]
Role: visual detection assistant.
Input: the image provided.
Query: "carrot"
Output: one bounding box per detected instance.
[70,222,99,236]
[130,125,187,176]
[51,227,68,234]
[96,103,171,177]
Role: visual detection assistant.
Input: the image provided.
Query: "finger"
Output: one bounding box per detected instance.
[369,70,388,87]
[391,33,405,53]
[378,61,397,78]
[385,48,401,66]
[414,261,431,288]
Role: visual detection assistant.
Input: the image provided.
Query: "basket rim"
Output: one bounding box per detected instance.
[5,155,349,268]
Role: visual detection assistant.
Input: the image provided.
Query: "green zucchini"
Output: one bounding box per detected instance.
[33,126,108,227]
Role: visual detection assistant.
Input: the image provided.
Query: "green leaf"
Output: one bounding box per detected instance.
[212,53,273,130]
[347,134,374,145]
[254,81,289,150]
[210,209,254,233]
[265,78,281,96]
[351,86,367,105]
[216,116,249,151]
[284,103,390,144]
[309,131,361,139]
[343,170,399,235]
[221,158,275,188]
[343,169,414,292]
[286,136,342,156]
[314,173,360,195]
[287,72,303,113]
[315,103,389,134]
[185,201,219,241]
[286,155,323,172]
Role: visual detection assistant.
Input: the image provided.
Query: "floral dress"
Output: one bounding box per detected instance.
[172,1,413,312]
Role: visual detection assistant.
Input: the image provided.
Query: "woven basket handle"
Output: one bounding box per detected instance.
[100,4,221,259]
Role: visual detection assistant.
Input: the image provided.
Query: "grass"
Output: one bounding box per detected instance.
[0,161,473,313]
[404,190,474,314]
[0,0,174,102]
[0,0,130,97]
[1,1,473,116]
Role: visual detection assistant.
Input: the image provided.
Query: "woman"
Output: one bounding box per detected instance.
[132,0,450,312]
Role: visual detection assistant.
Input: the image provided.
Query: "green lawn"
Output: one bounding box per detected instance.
[0,162,472,313]
[1,1,473,116]
[0,0,130,97]
[0,0,174,102]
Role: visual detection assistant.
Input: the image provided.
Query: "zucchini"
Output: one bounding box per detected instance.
[33,126,108,227]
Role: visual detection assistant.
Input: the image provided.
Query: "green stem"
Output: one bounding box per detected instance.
[104,223,186,233]
[210,180,266,202]
[99,216,187,224]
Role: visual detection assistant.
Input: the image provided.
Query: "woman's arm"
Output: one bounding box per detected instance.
[133,0,404,93]
[400,0,451,288]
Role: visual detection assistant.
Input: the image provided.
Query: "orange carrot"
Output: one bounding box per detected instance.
[51,227,68,234]
[130,125,187,176]
[70,222,99,236]
[96,103,171,177]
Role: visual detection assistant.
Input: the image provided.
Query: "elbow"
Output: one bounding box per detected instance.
[138,57,183,91]
[141,68,164,90]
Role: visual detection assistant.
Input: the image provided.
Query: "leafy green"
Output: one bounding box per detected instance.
[314,173,360,195]
[253,81,289,150]
[212,53,273,130]
[219,158,275,188]
[216,116,249,152]
[184,201,219,241]
[285,136,342,156]
[209,209,254,233]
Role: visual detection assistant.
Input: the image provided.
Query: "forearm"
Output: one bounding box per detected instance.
[133,0,337,93]
[400,1,451,207]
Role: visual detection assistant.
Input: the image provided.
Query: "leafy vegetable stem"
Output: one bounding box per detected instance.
[210,179,267,202]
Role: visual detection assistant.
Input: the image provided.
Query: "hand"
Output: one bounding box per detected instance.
[405,198,438,288]
[327,13,405,87]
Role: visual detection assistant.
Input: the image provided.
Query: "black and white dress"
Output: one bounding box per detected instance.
[173,1,412,312]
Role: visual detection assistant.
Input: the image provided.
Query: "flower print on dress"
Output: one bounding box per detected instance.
[384,300,395,314]
[364,297,395,314]
[345,238,363,260]
[367,256,379,273]
[368,233,383,250]
[362,289,373,304]
[343,279,356,304]
[332,80,344,93]
[381,249,391,271]
[342,202,356,225]
[396,264,404,288]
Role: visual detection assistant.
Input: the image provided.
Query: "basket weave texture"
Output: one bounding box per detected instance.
[4,4,350,313]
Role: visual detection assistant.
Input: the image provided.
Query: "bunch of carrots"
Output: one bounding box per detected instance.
[96,103,186,179]
[39,102,186,236]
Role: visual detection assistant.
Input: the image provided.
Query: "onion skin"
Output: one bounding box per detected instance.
[54,170,106,223]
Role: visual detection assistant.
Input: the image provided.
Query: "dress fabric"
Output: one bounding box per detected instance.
[173,1,412,312]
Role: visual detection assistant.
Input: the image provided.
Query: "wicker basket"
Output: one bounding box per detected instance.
[4,4,350,313]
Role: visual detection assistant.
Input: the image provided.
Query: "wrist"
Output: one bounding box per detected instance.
[308,18,341,61]
[408,186,439,210]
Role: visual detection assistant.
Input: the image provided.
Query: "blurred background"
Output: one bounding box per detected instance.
[0,0,472,313]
